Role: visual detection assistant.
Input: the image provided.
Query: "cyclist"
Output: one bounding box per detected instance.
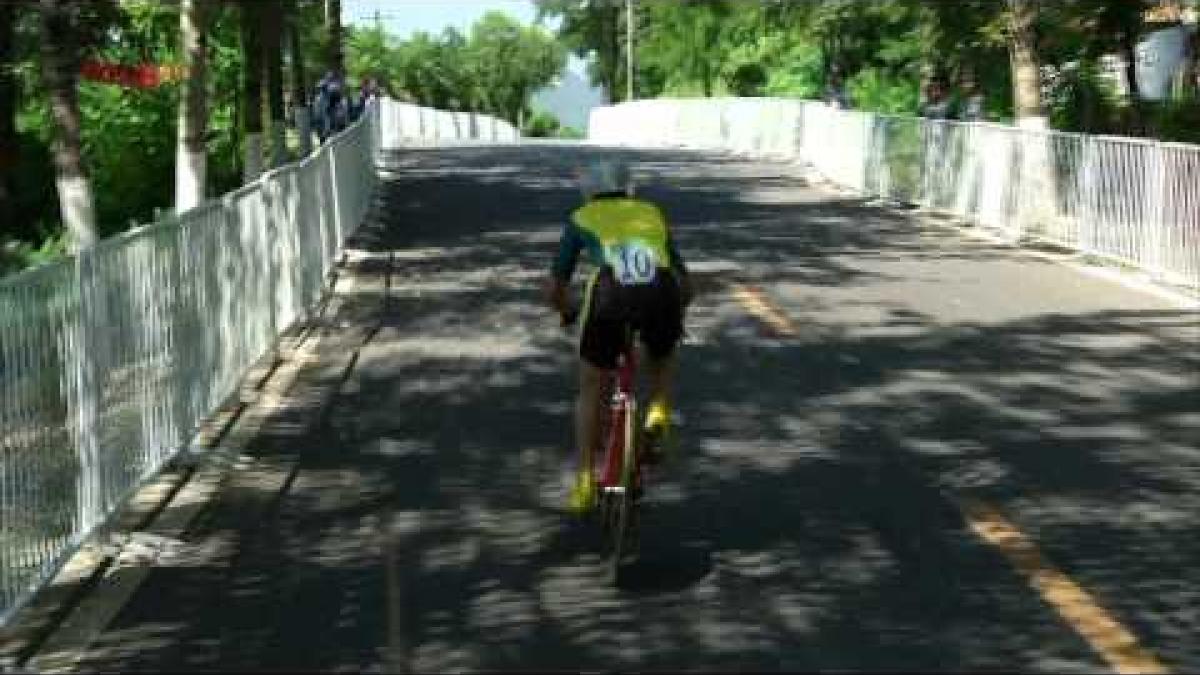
[545,159,693,514]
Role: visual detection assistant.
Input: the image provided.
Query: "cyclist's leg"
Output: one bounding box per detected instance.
[569,271,622,512]
[635,273,684,457]
[644,350,677,430]
[575,359,607,478]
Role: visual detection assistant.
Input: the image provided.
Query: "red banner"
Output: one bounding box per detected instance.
[80,61,186,89]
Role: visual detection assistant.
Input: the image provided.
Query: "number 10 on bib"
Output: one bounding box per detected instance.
[608,242,658,285]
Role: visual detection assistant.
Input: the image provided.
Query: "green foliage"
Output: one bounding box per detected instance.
[343,11,565,124]
[525,109,560,137]
[80,81,179,235]
[534,0,624,101]
[1148,98,1200,144]
[639,1,733,97]
[469,12,566,121]
[0,229,68,276]
[847,67,919,115]
[346,24,391,88]
[1045,60,1124,133]
[761,40,824,99]
[555,125,585,140]
[206,4,246,198]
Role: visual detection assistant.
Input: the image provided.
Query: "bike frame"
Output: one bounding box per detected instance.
[596,334,642,582]
[599,339,639,492]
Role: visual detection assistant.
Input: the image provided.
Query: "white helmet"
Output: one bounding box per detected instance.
[577,160,632,199]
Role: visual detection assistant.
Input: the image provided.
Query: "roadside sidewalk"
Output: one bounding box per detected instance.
[0,240,390,674]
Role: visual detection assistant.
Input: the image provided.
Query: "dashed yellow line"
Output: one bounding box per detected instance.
[963,501,1168,674]
[729,284,1168,675]
[731,284,797,337]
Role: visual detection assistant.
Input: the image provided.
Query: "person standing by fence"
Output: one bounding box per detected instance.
[959,75,986,123]
[314,69,349,143]
[351,76,380,123]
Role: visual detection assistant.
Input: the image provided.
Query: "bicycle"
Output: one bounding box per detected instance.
[561,309,654,584]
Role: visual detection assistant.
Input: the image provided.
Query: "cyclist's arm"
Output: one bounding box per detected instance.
[665,228,694,307]
[546,222,584,315]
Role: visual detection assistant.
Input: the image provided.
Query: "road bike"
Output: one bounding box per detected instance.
[562,311,655,584]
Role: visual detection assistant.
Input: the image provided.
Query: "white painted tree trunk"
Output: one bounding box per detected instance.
[243,132,263,183]
[1007,0,1044,121]
[175,149,206,211]
[56,175,97,250]
[40,0,97,252]
[1017,115,1055,241]
[175,0,207,213]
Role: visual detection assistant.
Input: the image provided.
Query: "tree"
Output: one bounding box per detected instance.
[1007,0,1045,122]
[325,0,343,75]
[263,0,287,166]
[469,12,565,123]
[392,28,477,110]
[240,0,264,181]
[289,0,312,156]
[0,1,19,223]
[38,0,117,252]
[346,23,391,87]
[175,0,208,212]
[640,1,731,97]
[1064,0,1153,131]
[536,0,624,102]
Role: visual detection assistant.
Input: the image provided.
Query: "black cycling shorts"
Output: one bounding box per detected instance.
[580,266,683,369]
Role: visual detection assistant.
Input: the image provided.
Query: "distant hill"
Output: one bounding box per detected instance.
[532,67,607,133]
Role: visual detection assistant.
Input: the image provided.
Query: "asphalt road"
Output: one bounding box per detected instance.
[58,143,1198,672]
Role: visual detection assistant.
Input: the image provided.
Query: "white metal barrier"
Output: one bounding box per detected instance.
[589,98,1200,291]
[377,100,520,146]
[0,97,518,625]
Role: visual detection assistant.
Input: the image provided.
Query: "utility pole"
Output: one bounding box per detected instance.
[626,0,634,101]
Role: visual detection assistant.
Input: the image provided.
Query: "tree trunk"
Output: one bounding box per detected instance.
[0,1,18,225]
[263,0,287,167]
[325,0,343,76]
[1122,37,1146,134]
[241,0,264,182]
[289,0,311,156]
[176,0,208,213]
[603,4,619,103]
[39,0,97,251]
[1006,0,1044,122]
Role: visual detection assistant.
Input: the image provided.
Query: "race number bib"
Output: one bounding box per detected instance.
[607,241,658,285]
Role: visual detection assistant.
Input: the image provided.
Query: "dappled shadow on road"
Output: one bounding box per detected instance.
[66,145,1197,672]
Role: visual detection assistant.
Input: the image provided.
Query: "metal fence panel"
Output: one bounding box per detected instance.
[0,97,519,626]
[589,98,1199,290]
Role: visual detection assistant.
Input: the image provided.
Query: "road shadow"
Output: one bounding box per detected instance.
[60,144,1197,673]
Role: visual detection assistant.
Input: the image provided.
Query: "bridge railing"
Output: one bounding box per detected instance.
[590,98,1200,292]
[0,98,518,626]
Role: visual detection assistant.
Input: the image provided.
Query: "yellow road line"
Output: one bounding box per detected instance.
[729,284,1168,674]
[963,501,1168,674]
[731,284,797,337]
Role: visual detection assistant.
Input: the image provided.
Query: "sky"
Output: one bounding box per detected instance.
[343,0,539,38]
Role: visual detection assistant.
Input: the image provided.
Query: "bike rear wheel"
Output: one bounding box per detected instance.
[608,398,639,584]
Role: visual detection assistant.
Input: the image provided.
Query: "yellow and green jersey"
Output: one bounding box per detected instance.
[552,196,688,284]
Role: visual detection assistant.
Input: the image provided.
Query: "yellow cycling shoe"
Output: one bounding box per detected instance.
[566,470,596,515]
[642,399,673,465]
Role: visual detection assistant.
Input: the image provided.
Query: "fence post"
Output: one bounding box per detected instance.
[1147,142,1168,281]
[70,247,103,534]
